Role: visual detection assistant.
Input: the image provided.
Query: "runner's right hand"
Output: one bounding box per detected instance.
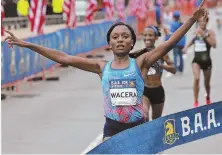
[4,30,27,47]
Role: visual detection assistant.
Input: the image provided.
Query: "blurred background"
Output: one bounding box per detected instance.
[1,0,217,30]
[1,0,221,154]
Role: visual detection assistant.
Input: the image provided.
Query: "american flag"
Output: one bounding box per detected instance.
[129,0,136,15]
[115,0,125,21]
[85,0,98,24]
[63,0,76,28]
[1,1,4,36]
[28,0,47,34]
[144,0,151,10]
[103,0,114,20]
[129,0,147,20]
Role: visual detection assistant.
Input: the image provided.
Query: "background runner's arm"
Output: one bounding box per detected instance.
[182,38,195,54]
[161,55,176,74]
[205,30,216,48]
[129,49,145,58]
[185,38,195,48]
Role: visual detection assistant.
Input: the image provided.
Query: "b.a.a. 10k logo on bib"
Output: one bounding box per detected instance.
[195,39,207,52]
[109,79,137,106]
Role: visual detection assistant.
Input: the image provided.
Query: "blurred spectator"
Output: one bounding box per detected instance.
[52,0,64,14]
[4,0,18,17]
[17,0,29,17]
[154,0,162,27]
[46,0,53,15]
[169,11,186,73]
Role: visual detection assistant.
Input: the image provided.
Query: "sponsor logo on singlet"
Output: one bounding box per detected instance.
[148,60,163,75]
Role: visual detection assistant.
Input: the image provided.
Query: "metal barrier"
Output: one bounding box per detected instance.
[2,16,29,30]
[2,12,106,31]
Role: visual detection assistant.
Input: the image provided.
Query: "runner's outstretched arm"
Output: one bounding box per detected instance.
[4,30,105,74]
[142,0,208,68]
[161,55,176,74]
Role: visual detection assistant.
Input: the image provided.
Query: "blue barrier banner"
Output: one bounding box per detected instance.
[44,33,58,69]
[74,26,85,54]
[17,45,28,79]
[1,42,10,84]
[25,38,36,78]
[22,38,33,78]
[83,25,93,52]
[90,24,98,49]
[87,101,222,154]
[97,23,106,48]
[67,28,76,56]
[1,43,4,83]
[29,35,44,75]
[56,29,71,55]
[9,45,20,83]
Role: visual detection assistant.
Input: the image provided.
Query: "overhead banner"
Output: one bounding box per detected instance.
[87,101,222,154]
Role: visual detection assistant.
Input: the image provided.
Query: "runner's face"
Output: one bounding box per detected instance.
[198,17,208,29]
[109,25,133,57]
[143,28,157,48]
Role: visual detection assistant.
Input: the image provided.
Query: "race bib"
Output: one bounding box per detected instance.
[109,79,137,106]
[195,40,207,52]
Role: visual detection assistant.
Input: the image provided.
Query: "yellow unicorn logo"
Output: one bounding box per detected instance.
[129,81,135,87]
[163,119,179,145]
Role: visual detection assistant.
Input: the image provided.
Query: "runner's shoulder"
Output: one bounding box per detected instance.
[99,60,109,71]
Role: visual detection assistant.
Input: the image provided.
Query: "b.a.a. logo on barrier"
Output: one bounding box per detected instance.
[163,119,179,145]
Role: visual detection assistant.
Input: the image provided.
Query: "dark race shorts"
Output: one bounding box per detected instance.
[143,85,165,104]
[103,117,145,139]
[192,58,212,70]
